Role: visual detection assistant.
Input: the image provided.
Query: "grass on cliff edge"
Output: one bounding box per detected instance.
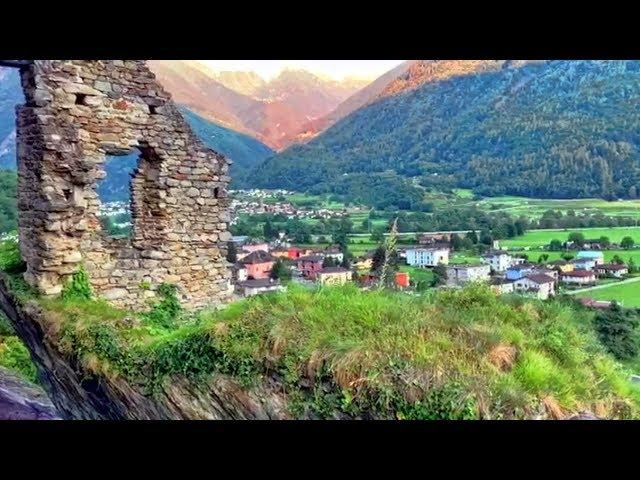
[1,240,640,419]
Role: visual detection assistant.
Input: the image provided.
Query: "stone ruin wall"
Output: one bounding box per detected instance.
[15,60,232,310]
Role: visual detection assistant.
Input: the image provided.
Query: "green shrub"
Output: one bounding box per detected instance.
[0,239,25,274]
[142,283,182,329]
[0,313,13,336]
[594,302,639,361]
[0,335,37,382]
[61,266,93,301]
[395,384,478,420]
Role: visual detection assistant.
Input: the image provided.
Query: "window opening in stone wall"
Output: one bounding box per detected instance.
[0,66,23,235]
[96,151,138,238]
[130,145,166,245]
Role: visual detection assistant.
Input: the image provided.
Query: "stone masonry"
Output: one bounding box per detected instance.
[15,60,232,309]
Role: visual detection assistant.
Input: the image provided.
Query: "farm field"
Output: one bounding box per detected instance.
[500,227,640,248]
[509,249,640,264]
[462,191,640,219]
[450,252,483,265]
[575,280,640,308]
[399,265,434,285]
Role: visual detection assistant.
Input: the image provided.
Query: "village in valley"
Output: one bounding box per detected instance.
[94,188,640,307]
[227,209,639,309]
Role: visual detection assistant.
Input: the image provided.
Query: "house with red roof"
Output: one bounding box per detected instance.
[560,270,597,285]
[240,250,276,280]
[595,263,629,278]
[288,247,314,260]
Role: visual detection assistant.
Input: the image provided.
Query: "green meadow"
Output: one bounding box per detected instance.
[469,192,640,219]
[500,227,640,248]
[575,281,640,308]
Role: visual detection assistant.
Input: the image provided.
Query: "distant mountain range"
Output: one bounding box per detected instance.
[249,60,640,209]
[0,66,274,201]
[6,61,639,211]
[147,60,370,150]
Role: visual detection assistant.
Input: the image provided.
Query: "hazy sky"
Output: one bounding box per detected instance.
[199,60,404,81]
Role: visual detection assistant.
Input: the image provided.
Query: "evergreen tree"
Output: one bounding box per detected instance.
[379,218,399,288]
[263,220,278,240]
[450,233,464,251]
[371,246,386,273]
[594,302,639,361]
[480,231,493,246]
[549,239,563,251]
[270,258,291,281]
[568,232,586,247]
[621,236,635,249]
[431,264,448,287]
[226,241,238,263]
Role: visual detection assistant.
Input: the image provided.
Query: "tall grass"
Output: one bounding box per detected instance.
[1,233,638,418]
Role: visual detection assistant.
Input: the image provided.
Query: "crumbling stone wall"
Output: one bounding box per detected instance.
[15,60,232,309]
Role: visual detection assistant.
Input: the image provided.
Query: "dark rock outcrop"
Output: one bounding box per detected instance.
[0,366,60,419]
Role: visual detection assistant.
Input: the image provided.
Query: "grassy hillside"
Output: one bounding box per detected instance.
[1,237,638,419]
[250,61,640,208]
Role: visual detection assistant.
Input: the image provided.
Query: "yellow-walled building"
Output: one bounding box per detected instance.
[317,267,353,286]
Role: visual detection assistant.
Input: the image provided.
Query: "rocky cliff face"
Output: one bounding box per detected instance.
[0,275,292,419]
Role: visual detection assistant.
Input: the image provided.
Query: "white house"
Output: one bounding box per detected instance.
[236,278,285,297]
[482,250,514,273]
[406,248,450,267]
[576,251,604,265]
[595,263,629,278]
[233,263,249,282]
[572,258,597,270]
[513,274,556,300]
[561,270,597,285]
[490,278,515,294]
[323,246,344,263]
[446,264,490,286]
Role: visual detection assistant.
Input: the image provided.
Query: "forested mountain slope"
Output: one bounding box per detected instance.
[249,61,640,209]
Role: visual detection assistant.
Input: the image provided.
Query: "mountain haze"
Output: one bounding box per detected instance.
[292,60,416,143]
[148,61,369,149]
